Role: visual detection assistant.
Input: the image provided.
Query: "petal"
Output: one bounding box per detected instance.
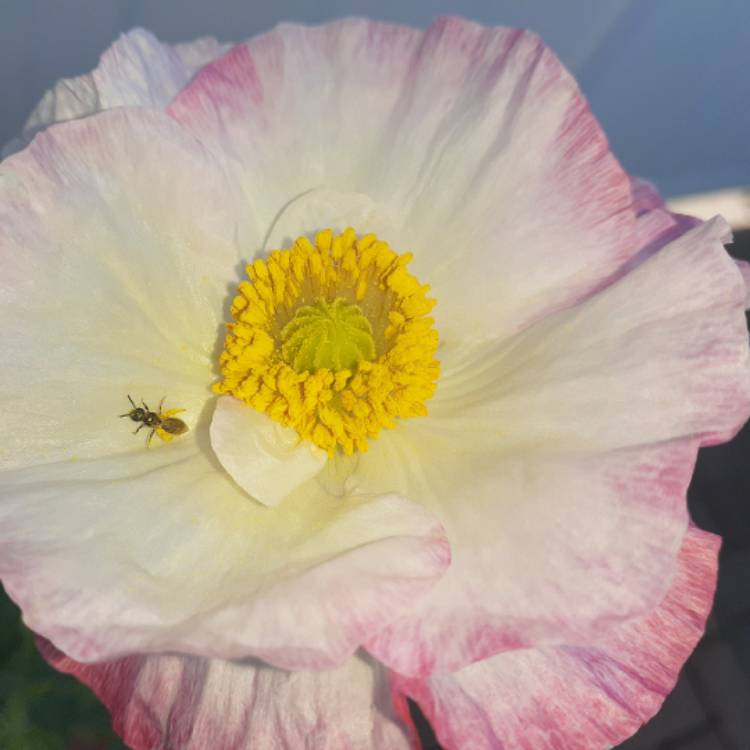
[0,47,450,672]
[362,430,695,675]
[173,36,234,74]
[36,642,413,750]
[87,29,229,110]
[394,524,720,750]
[0,107,241,470]
[624,177,703,277]
[210,395,326,507]
[2,29,229,156]
[629,177,665,214]
[167,18,637,342]
[433,217,750,453]
[628,203,701,264]
[737,259,750,309]
[361,216,749,675]
[0,445,448,669]
[263,187,398,253]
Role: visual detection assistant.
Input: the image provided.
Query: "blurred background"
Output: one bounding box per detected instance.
[1,1,749,748]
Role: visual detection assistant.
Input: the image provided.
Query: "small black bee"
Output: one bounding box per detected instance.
[119,395,188,446]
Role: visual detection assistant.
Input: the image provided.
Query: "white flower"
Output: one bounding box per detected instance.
[1,19,749,750]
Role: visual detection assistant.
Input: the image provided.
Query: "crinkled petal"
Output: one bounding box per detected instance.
[167,17,638,342]
[37,642,413,750]
[362,215,749,675]
[394,524,720,750]
[210,395,326,506]
[0,108,242,470]
[85,29,229,111]
[0,108,449,669]
[0,447,449,669]
[433,217,750,452]
[622,177,703,284]
[363,433,695,675]
[2,28,229,157]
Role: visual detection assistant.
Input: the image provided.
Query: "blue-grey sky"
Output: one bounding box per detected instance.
[1,0,748,196]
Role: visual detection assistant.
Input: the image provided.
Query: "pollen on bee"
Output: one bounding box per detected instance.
[119,396,189,447]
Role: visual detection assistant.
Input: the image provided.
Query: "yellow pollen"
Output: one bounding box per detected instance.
[214,228,440,456]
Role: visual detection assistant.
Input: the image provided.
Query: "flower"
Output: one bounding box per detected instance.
[2,18,749,750]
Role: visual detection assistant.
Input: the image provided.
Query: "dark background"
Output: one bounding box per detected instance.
[1,1,749,748]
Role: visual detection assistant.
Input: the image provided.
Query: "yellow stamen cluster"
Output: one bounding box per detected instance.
[215,228,439,455]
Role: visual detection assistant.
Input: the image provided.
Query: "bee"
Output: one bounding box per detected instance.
[119,395,189,446]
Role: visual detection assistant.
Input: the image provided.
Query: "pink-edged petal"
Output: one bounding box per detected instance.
[388,20,637,341]
[363,435,695,675]
[0,445,449,669]
[210,395,326,506]
[0,50,448,673]
[622,177,705,290]
[390,683,424,750]
[627,176,701,257]
[3,29,229,156]
[394,524,720,750]
[628,203,701,263]
[37,642,413,750]
[0,108,242,470]
[167,18,637,342]
[434,217,750,453]
[630,177,665,214]
[361,216,749,676]
[87,29,229,110]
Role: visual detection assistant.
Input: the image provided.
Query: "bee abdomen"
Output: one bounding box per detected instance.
[159,417,189,436]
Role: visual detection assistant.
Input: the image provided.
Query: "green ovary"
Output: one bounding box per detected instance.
[280,298,376,373]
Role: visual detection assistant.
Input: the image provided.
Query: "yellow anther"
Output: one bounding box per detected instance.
[214,228,440,455]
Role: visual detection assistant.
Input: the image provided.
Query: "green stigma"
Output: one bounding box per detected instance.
[280,298,376,373]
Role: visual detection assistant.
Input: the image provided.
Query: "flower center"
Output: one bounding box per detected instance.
[280,298,375,373]
[215,228,439,456]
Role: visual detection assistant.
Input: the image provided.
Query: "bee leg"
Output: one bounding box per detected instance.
[158,396,165,415]
[146,428,156,448]
[142,399,151,411]
[118,413,131,418]
[133,423,145,435]
[127,394,137,410]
